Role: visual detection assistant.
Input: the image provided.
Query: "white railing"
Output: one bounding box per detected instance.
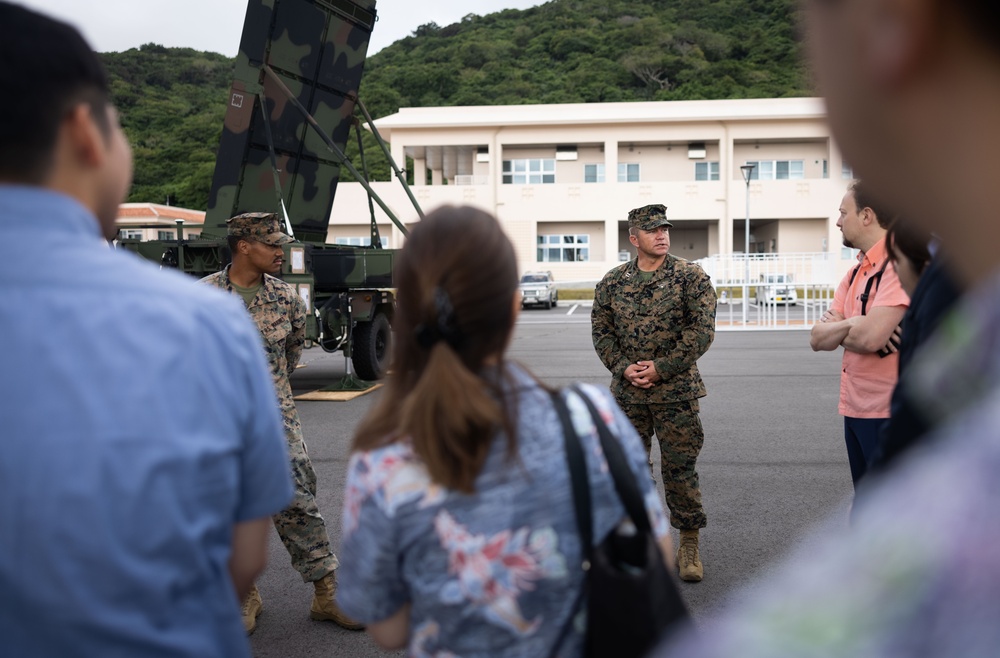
[695,253,841,330]
[713,282,834,330]
[696,252,841,288]
[559,253,842,330]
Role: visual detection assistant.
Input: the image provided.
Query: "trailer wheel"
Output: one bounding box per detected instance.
[352,312,391,381]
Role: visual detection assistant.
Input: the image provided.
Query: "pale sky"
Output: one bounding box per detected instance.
[15,0,546,56]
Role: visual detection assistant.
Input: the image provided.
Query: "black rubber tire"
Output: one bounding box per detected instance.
[552,292,558,307]
[352,312,391,381]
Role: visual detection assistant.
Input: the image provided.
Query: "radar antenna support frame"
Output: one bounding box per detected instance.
[261,63,410,237]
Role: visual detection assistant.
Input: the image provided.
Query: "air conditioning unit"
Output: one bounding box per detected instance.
[556,145,578,161]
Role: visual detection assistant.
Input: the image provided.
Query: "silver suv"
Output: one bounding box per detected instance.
[520,271,558,309]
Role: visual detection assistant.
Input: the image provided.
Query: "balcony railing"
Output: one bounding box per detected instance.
[453,175,489,186]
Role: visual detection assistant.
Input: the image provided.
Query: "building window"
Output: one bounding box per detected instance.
[502,159,555,184]
[842,163,855,179]
[157,230,174,240]
[823,160,829,179]
[335,236,389,248]
[584,163,605,183]
[745,160,805,180]
[618,163,640,182]
[537,234,590,262]
[187,233,201,240]
[694,162,719,181]
[118,229,143,240]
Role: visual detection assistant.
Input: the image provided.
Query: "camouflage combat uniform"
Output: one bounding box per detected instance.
[592,207,716,530]
[202,266,339,584]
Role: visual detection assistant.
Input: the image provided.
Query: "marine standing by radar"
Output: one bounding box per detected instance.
[202,212,363,633]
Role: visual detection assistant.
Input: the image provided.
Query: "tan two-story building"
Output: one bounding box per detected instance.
[329,97,858,284]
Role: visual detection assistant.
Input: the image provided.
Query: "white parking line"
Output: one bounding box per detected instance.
[567,304,579,316]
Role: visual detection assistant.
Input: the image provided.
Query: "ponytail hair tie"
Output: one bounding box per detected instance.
[414,287,464,350]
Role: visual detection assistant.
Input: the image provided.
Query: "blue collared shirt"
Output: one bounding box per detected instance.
[0,186,293,657]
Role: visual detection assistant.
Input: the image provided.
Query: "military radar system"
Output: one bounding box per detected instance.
[118,0,421,382]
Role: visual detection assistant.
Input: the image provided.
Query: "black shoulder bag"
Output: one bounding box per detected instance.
[551,385,690,658]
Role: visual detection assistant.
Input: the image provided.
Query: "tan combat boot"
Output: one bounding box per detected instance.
[310,572,364,630]
[676,529,704,582]
[241,584,263,635]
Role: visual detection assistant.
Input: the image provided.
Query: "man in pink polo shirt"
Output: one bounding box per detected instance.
[810,180,909,488]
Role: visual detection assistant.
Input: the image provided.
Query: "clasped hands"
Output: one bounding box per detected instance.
[624,361,661,389]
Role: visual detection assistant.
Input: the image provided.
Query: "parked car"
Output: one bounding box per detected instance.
[519,271,558,309]
[756,273,798,305]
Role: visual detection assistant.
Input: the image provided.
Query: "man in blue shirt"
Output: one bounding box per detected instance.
[0,4,293,656]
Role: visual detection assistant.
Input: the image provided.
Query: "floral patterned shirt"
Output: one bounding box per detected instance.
[339,363,669,657]
[659,270,1000,658]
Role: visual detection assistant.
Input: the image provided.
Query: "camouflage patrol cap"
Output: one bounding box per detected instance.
[628,204,673,231]
[227,212,294,246]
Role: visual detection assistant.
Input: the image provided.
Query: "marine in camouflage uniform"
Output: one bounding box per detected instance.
[201,213,360,632]
[591,204,716,581]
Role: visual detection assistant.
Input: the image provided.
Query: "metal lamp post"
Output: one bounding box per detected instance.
[739,164,756,325]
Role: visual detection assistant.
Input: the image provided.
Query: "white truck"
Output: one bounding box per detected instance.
[756,273,798,306]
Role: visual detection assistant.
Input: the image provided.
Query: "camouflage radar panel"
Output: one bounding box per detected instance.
[205,0,377,243]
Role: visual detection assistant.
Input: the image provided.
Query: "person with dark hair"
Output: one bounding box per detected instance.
[0,3,293,655]
[655,0,1000,654]
[336,205,672,656]
[591,203,717,582]
[884,220,933,297]
[202,212,361,634]
[866,222,962,473]
[809,181,909,488]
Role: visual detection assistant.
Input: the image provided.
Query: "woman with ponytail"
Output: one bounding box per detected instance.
[337,206,672,656]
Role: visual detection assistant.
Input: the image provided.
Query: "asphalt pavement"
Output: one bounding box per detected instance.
[250,307,852,657]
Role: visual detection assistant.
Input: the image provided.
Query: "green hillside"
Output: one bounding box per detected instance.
[102,0,809,210]
[101,45,231,209]
[362,0,808,118]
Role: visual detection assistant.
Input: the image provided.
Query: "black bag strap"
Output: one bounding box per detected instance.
[848,257,890,316]
[847,262,862,287]
[553,386,653,539]
[548,389,594,658]
[552,389,594,559]
[568,384,653,535]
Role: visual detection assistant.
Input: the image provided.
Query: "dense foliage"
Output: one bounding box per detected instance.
[101,45,232,208]
[363,0,807,116]
[103,0,809,209]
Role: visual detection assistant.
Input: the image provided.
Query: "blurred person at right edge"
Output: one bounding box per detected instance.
[864,219,962,475]
[809,180,909,491]
[657,0,1000,656]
